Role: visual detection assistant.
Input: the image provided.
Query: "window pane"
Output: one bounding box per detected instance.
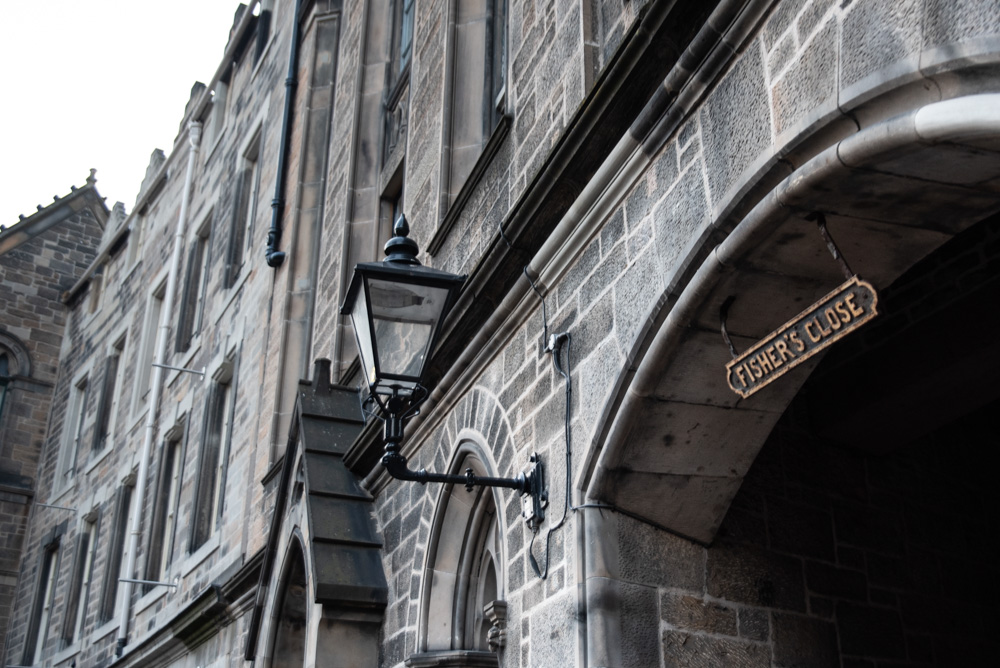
[367,279,451,382]
[351,288,377,387]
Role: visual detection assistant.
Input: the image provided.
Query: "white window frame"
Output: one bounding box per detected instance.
[32,546,59,663]
[101,334,128,453]
[70,519,97,644]
[158,435,183,580]
[56,371,90,490]
[134,279,166,416]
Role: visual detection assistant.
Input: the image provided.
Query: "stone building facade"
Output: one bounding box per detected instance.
[0,179,107,652]
[4,0,1000,667]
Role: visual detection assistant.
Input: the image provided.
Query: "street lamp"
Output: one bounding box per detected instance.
[341,215,546,529]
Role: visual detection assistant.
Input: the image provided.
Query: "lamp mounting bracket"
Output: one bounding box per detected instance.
[375,388,547,530]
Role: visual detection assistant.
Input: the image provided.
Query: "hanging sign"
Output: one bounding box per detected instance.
[726,276,878,398]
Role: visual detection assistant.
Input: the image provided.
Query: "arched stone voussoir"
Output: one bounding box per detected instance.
[588,93,1000,545]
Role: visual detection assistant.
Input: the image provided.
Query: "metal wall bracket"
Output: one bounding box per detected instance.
[34,502,77,513]
[152,362,205,376]
[807,212,854,280]
[719,213,861,358]
[374,389,548,532]
[720,295,739,360]
[119,577,178,589]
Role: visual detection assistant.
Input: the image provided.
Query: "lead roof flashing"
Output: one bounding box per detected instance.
[245,359,385,660]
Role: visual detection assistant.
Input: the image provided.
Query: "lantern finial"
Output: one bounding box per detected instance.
[384,214,420,265]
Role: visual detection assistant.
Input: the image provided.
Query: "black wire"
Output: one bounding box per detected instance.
[528,334,573,580]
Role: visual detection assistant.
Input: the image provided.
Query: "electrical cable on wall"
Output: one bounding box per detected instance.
[528,330,573,579]
[503,223,613,579]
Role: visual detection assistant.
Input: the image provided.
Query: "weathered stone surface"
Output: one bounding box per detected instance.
[529,590,578,667]
[662,631,770,668]
[923,0,1000,50]
[772,613,839,668]
[612,244,665,351]
[772,20,838,139]
[738,607,770,642]
[620,581,660,668]
[652,158,711,286]
[767,497,835,560]
[833,502,903,554]
[661,593,738,636]
[700,42,772,205]
[837,602,906,659]
[707,542,806,612]
[624,401,775,476]
[840,0,923,102]
[804,561,867,601]
[619,514,704,591]
[763,0,810,50]
[797,0,836,41]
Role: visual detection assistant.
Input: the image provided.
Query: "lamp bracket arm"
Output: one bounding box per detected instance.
[381,451,528,493]
[380,449,546,530]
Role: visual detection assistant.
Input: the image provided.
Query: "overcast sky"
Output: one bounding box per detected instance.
[2,1,246,225]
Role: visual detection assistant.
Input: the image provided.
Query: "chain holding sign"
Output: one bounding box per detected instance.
[722,214,879,399]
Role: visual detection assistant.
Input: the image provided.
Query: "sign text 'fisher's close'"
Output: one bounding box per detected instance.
[726,276,878,398]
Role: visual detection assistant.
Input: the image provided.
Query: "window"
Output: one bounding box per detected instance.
[137,283,165,404]
[390,0,415,87]
[380,170,405,251]
[63,518,97,645]
[88,272,103,314]
[417,443,506,661]
[266,540,307,668]
[93,336,126,452]
[0,352,9,429]
[487,0,508,126]
[100,481,136,623]
[444,0,509,207]
[24,542,60,665]
[203,76,230,149]
[126,208,147,267]
[255,0,275,61]
[384,0,415,162]
[191,364,235,549]
[57,375,89,486]
[177,215,213,351]
[225,136,261,288]
[146,430,184,584]
[0,339,27,449]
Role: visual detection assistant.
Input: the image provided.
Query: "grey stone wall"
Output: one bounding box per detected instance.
[7,0,1000,666]
[615,386,998,667]
[363,0,1000,666]
[0,200,104,658]
[4,4,295,664]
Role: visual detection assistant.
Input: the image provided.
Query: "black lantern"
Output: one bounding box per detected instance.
[341,215,546,530]
[341,215,465,397]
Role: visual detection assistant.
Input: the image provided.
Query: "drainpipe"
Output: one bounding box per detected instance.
[116,121,202,656]
[264,0,304,267]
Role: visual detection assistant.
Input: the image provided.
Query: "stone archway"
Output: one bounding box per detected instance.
[412,440,506,666]
[267,538,308,668]
[588,93,1000,545]
[688,224,1000,664]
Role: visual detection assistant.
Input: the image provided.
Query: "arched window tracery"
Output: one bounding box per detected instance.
[267,538,308,668]
[415,441,507,666]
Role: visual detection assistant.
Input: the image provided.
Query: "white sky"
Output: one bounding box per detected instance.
[2,1,246,225]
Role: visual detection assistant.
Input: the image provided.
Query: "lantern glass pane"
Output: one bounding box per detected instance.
[367,278,450,383]
[351,287,378,388]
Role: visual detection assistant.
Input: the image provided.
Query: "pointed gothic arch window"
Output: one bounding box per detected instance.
[0,332,31,453]
[414,441,507,666]
[267,538,308,668]
[0,352,10,429]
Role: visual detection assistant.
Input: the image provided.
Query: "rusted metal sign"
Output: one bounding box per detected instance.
[726,276,878,398]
